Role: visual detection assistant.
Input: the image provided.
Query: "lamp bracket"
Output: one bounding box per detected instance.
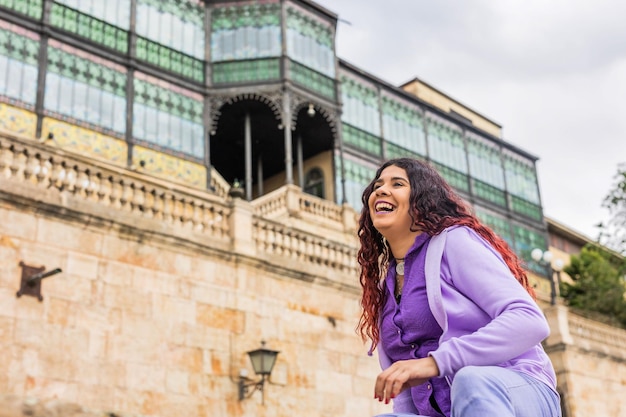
[238,375,267,401]
[15,261,62,301]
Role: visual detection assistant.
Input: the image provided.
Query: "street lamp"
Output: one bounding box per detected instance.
[238,341,280,403]
[531,249,564,305]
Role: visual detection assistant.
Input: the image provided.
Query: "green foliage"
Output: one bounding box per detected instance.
[561,245,626,329]
[598,163,626,255]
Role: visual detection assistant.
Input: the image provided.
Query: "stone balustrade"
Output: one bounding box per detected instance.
[0,132,231,242]
[568,311,626,360]
[0,130,360,287]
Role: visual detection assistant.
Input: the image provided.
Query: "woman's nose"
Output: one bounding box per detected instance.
[375,184,389,195]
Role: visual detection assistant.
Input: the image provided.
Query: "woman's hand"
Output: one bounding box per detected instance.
[374,356,440,404]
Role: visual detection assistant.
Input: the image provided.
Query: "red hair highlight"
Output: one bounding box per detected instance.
[356,158,535,351]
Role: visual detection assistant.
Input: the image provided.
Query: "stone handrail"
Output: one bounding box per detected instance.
[1,131,360,287]
[568,312,626,359]
[252,183,356,233]
[0,132,231,242]
[252,216,359,281]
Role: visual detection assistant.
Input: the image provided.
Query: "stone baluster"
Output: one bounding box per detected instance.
[163,193,175,223]
[36,157,51,186]
[142,188,155,219]
[9,147,25,179]
[109,179,123,209]
[0,142,11,178]
[75,168,90,196]
[131,184,146,215]
[97,175,112,205]
[62,164,77,192]
[120,181,135,211]
[23,151,38,182]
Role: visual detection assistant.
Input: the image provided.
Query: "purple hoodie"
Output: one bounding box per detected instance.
[376,226,557,413]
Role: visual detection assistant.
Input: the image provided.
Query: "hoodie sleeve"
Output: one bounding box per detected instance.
[429,227,550,377]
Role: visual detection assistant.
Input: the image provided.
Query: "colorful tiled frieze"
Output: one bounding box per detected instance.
[132,145,206,189]
[41,117,127,166]
[0,103,37,137]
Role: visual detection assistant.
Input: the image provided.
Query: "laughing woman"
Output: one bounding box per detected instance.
[357,158,561,417]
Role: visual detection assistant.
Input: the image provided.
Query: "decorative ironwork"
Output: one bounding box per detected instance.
[49,3,129,53]
[290,60,335,100]
[471,178,507,207]
[510,194,542,221]
[136,36,204,82]
[208,89,283,136]
[211,3,281,62]
[212,58,280,85]
[432,162,470,193]
[136,0,205,60]
[0,0,43,20]
[342,124,381,156]
[133,74,204,157]
[289,95,339,135]
[44,43,127,135]
[0,25,39,107]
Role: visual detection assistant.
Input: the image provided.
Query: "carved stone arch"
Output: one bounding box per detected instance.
[208,90,283,135]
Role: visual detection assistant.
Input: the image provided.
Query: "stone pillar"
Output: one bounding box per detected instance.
[229,195,255,257]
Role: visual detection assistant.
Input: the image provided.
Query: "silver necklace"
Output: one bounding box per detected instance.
[395,258,405,275]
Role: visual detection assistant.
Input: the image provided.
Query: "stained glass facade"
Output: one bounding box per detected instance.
[467,133,507,207]
[136,0,204,59]
[0,22,39,108]
[285,6,334,78]
[54,0,131,29]
[382,96,427,157]
[133,72,204,159]
[136,0,204,81]
[50,2,129,53]
[0,0,548,264]
[44,41,127,135]
[0,0,42,20]
[341,77,380,136]
[211,3,281,62]
[340,156,376,211]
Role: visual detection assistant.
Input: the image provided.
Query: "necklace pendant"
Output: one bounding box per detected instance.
[395,261,404,275]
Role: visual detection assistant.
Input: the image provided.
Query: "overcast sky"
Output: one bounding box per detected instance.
[317,0,626,240]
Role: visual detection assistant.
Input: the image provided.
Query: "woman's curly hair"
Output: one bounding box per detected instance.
[356,158,535,351]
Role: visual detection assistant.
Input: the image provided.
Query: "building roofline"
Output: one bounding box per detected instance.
[338,59,540,162]
[399,76,503,129]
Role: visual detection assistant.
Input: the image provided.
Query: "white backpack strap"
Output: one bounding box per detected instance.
[425,229,448,332]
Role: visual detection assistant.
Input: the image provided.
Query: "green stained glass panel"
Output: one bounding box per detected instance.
[47,46,126,96]
[0,27,39,65]
[432,162,470,193]
[136,36,204,83]
[342,124,381,156]
[212,58,280,84]
[385,142,425,161]
[134,78,202,123]
[49,3,128,53]
[510,195,542,221]
[212,3,281,30]
[475,208,513,246]
[471,178,507,207]
[138,0,204,27]
[291,61,335,100]
[0,0,43,20]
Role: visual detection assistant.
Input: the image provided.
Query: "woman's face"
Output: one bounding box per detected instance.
[368,165,414,236]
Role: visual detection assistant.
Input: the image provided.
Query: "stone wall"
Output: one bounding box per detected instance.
[1,130,625,416]
[544,305,626,417]
[0,130,388,417]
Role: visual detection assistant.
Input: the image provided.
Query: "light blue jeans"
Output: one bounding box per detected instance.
[375,366,561,417]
